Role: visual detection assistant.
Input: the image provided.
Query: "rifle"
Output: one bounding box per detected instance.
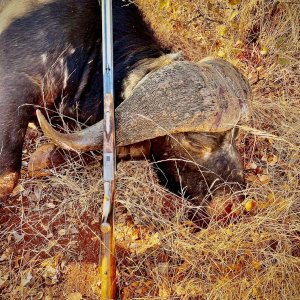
[100,0,117,299]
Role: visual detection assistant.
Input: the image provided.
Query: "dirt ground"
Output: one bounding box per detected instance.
[1,0,300,299]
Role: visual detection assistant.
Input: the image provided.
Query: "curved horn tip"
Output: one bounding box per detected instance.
[35,109,103,152]
[35,109,75,151]
[36,109,44,125]
[36,109,54,138]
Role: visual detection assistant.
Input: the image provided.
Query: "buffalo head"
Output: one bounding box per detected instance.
[37,58,251,203]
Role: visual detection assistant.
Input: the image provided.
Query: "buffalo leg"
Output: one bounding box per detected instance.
[0,85,35,198]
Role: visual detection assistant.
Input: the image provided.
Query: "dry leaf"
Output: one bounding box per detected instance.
[58,229,67,236]
[245,174,258,183]
[20,270,32,287]
[260,46,268,55]
[217,49,226,58]
[277,56,291,66]
[11,184,24,196]
[46,233,54,239]
[252,260,262,270]
[0,247,13,262]
[268,154,278,166]
[245,200,257,212]
[43,266,59,285]
[267,193,275,202]
[174,280,201,297]
[12,231,24,243]
[258,174,270,184]
[0,273,9,288]
[67,292,82,300]
[229,10,239,21]
[261,153,268,162]
[159,0,170,10]
[41,255,62,285]
[133,233,161,254]
[218,25,227,37]
[69,227,79,235]
[245,162,258,170]
[228,0,240,5]
[159,283,171,299]
[153,262,169,276]
[46,240,58,251]
[46,203,56,209]
[28,122,37,130]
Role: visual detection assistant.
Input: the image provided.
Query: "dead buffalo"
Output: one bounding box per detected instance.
[0,0,251,202]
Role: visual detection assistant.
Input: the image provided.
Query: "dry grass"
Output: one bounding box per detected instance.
[1,0,300,299]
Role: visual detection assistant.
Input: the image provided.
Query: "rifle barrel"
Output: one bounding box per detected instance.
[102,0,114,97]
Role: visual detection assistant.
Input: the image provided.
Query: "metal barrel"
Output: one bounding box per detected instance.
[102,0,114,97]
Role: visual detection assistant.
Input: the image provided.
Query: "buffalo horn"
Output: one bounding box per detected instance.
[37,58,251,152]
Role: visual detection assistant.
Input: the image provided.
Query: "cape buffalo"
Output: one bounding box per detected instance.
[0,0,251,202]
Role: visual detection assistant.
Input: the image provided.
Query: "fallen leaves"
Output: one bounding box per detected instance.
[245,200,257,212]
[20,269,32,287]
[252,260,262,271]
[58,228,67,236]
[12,230,24,243]
[159,0,170,10]
[217,49,226,58]
[0,272,9,289]
[257,174,271,185]
[228,0,241,5]
[218,25,228,37]
[0,247,13,262]
[159,282,171,299]
[174,279,202,297]
[245,157,275,185]
[66,292,83,300]
[46,202,56,209]
[115,222,161,255]
[41,255,63,286]
[277,55,291,66]
[229,10,239,22]
[132,232,161,255]
[267,154,278,166]
[260,46,268,56]
[11,184,25,197]
[122,280,153,300]
[63,263,100,299]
